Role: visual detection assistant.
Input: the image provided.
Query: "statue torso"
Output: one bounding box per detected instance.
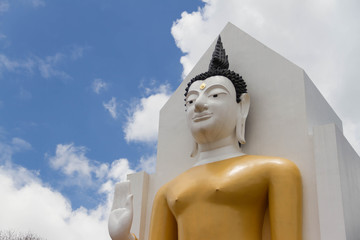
[162,155,286,240]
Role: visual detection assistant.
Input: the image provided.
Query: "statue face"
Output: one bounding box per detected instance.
[185,76,239,144]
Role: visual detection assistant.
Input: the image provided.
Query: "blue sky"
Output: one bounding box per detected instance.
[0,0,197,207]
[1,0,359,239]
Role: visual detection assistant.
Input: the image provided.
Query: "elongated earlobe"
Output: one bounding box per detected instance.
[236,120,246,144]
[236,93,250,145]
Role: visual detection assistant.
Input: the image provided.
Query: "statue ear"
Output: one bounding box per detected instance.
[190,140,198,158]
[236,93,250,145]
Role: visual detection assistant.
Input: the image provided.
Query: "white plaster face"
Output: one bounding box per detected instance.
[185,76,239,145]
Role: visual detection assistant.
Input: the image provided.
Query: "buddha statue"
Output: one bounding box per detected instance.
[108,36,302,240]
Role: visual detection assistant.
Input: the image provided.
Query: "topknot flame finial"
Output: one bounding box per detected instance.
[208,36,229,71]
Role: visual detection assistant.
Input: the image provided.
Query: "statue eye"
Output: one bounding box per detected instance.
[212,94,218,98]
[186,100,194,106]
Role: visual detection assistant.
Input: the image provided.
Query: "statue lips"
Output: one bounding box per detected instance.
[192,113,213,122]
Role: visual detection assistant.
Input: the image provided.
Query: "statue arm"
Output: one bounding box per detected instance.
[148,186,177,240]
[268,159,302,240]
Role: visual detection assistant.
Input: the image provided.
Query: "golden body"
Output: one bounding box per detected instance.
[149,155,302,240]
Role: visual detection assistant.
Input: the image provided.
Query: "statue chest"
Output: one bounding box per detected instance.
[166,158,269,216]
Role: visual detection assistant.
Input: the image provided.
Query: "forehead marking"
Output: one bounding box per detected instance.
[200,83,206,90]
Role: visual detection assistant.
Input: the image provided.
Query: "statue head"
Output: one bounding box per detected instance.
[184,36,250,156]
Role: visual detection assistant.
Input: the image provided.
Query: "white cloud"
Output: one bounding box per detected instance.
[0,136,113,240]
[0,54,18,71]
[18,87,32,100]
[0,133,155,240]
[37,53,70,79]
[95,163,109,179]
[124,85,171,143]
[0,164,110,240]
[92,78,108,94]
[171,0,360,155]
[0,135,138,240]
[0,0,9,14]
[0,52,69,79]
[0,0,45,13]
[0,142,12,163]
[0,47,87,79]
[99,158,135,194]
[30,0,45,8]
[136,155,156,174]
[48,143,135,186]
[11,137,32,152]
[71,45,88,60]
[103,97,118,119]
[107,158,134,182]
[99,180,114,194]
[0,136,31,164]
[49,144,93,181]
[0,54,34,74]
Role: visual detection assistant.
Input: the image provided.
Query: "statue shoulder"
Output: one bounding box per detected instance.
[154,178,181,200]
[155,182,171,198]
[244,155,301,177]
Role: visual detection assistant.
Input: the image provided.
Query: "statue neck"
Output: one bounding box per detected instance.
[194,135,245,166]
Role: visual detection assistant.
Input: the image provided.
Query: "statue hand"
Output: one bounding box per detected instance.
[108,181,135,240]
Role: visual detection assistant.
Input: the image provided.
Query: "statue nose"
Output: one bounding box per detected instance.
[194,97,208,112]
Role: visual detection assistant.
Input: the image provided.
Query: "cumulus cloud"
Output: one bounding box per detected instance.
[103,97,118,119]
[0,132,155,240]
[48,143,134,186]
[0,165,110,240]
[49,144,93,180]
[124,85,171,143]
[0,136,137,240]
[107,159,134,182]
[136,155,156,174]
[171,0,360,154]
[99,158,135,194]
[171,0,344,85]
[92,78,108,94]
[0,136,113,240]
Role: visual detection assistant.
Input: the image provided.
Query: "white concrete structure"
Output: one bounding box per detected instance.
[127,23,360,240]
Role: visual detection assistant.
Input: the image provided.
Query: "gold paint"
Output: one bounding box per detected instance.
[200,83,206,90]
[148,155,302,240]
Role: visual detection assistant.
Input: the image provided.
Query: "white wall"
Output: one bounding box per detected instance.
[336,125,360,240]
[313,124,347,240]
